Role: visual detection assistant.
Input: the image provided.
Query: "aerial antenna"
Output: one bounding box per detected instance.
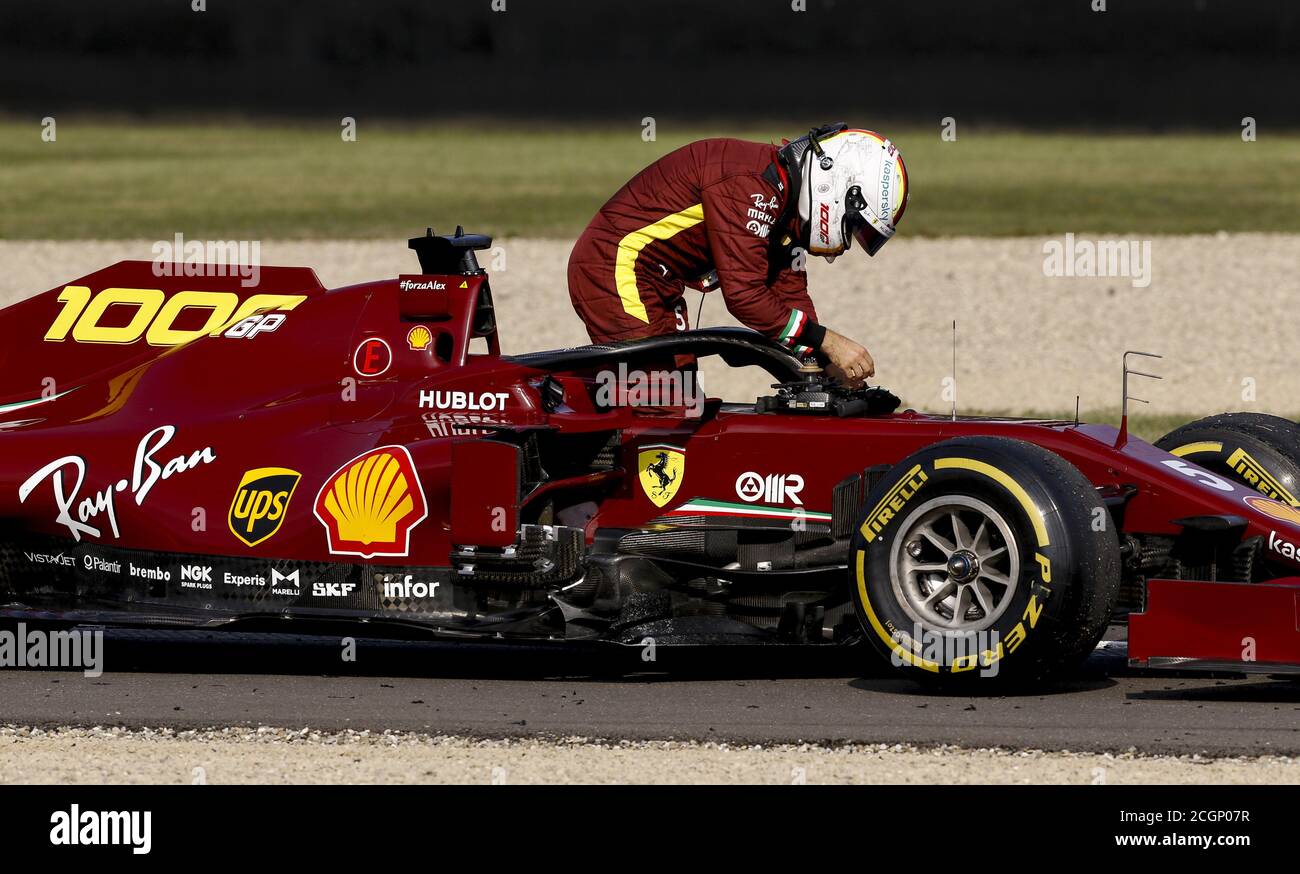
[1115,350,1162,448]
[694,269,718,336]
[1074,395,1080,427]
[951,320,957,421]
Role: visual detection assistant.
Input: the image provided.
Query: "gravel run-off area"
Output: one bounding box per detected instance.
[2,727,1298,785]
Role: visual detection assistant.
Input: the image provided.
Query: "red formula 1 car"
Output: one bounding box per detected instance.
[2,228,1299,686]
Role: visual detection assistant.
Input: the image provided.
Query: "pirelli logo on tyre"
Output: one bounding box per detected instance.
[229,467,302,547]
[1225,447,1299,506]
[860,464,928,542]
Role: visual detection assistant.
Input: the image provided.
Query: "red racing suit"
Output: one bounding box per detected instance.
[567,138,825,355]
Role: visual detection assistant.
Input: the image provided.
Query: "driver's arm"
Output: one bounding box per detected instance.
[769,263,875,382]
[768,263,818,356]
[700,175,826,353]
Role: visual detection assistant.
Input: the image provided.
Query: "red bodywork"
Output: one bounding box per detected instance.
[0,250,1296,669]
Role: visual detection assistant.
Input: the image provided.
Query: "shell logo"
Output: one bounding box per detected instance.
[1244,494,1300,528]
[406,325,433,351]
[313,445,428,558]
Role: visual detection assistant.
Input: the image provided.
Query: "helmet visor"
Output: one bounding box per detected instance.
[846,211,891,257]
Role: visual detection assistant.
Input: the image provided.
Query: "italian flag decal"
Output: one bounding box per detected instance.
[668,498,831,522]
[778,309,806,346]
[0,388,76,416]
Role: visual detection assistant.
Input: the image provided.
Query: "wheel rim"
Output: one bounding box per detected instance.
[887,494,1021,633]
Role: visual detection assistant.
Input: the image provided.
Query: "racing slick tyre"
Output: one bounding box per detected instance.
[1155,413,1300,507]
[849,437,1121,688]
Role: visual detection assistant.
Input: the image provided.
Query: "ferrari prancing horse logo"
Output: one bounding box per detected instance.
[638,444,685,508]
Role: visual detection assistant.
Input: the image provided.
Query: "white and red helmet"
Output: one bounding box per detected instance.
[787,125,909,260]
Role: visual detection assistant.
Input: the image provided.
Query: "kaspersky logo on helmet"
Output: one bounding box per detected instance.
[879,157,895,228]
[878,139,908,233]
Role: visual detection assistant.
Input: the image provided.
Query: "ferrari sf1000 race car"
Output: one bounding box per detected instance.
[2,228,1300,687]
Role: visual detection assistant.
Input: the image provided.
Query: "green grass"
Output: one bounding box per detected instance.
[2,119,1300,239]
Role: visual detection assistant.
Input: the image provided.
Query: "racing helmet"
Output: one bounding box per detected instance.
[782,124,909,260]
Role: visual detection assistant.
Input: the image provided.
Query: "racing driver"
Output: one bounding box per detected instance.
[567,123,909,385]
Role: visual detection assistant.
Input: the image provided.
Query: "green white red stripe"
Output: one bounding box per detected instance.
[667,498,831,522]
[778,308,807,345]
[0,388,75,416]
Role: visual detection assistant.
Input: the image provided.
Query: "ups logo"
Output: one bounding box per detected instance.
[229,467,302,547]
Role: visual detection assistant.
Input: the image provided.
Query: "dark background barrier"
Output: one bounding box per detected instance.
[0,0,1296,127]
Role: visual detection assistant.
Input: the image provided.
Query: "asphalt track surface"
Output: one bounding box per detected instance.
[1,631,1298,758]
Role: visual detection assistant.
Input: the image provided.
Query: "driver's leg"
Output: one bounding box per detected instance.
[568,257,680,344]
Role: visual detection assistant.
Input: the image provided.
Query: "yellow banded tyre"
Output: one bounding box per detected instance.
[1154,413,1300,508]
[850,436,1120,689]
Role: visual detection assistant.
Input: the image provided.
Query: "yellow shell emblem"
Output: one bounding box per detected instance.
[407,325,433,351]
[1245,494,1300,527]
[314,445,429,558]
[638,444,685,508]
